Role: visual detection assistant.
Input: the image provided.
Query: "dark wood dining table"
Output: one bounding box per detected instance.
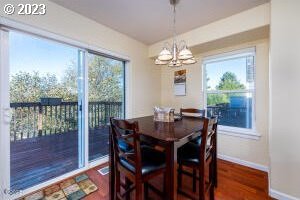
[109,115,204,200]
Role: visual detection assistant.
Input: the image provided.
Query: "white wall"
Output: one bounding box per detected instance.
[0,0,161,118]
[269,0,300,199]
[161,39,270,167]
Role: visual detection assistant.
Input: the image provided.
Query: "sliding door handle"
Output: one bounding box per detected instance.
[2,108,11,124]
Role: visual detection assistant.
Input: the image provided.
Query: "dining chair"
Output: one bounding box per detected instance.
[180,108,206,145]
[110,117,167,200]
[180,108,206,190]
[177,117,218,200]
[179,108,218,187]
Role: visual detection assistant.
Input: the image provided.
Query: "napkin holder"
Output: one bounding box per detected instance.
[154,107,175,122]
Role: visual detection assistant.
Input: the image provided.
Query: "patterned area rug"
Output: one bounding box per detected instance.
[23,173,98,200]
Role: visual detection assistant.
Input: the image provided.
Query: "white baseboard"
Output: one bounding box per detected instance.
[270,189,300,200]
[217,154,269,172]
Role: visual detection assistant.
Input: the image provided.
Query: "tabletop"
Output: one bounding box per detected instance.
[127,115,204,142]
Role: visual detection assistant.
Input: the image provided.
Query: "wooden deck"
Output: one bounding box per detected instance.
[10,126,109,190]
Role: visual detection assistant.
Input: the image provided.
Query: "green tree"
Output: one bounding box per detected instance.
[10,56,123,103]
[61,55,123,102]
[207,93,228,106]
[207,72,245,106]
[87,55,123,102]
[10,71,65,102]
[216,72,245,90]
[60,60,79,101]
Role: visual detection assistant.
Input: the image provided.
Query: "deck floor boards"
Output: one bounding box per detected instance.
[10,126,109,190]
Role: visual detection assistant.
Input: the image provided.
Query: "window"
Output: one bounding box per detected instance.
[203,48,256,135]
[88,52,125,161]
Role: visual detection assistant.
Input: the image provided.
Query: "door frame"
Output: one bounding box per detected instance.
[0,28,11,200]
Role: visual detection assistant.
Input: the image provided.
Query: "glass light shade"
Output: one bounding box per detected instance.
[168,59,182,67]
[155,58,168,65]
[158,47,172,61]
[178,46,193,60]
[182,57,197,65]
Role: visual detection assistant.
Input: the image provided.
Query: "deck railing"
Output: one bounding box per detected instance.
[10,101,122,141]
[207,105,252,128]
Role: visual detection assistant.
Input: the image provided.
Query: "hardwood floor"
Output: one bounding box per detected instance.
[83,159,274,200]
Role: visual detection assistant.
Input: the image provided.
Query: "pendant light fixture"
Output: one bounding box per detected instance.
[155,0,196,67]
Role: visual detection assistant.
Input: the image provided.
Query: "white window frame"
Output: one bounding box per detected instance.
[202,48,260,140]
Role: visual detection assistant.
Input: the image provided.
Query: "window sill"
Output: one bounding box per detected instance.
[218,126,261,140]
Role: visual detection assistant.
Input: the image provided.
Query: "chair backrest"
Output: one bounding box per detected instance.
[180,108,205,117]
[199,117,218,163]
[110,118,142,176]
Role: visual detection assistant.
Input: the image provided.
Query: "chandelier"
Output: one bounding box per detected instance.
[155,0,196,67]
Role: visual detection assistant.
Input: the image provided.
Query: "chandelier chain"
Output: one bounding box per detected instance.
[173,3,176,43]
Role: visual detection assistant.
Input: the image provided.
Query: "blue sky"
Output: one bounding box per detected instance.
[205,57,248,90]
[9,31,77,81]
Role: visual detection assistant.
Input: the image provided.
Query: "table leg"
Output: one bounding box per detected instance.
[109,132,115,200]
[166,142,178,200]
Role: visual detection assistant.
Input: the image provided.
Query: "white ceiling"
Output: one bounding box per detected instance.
[50,0,269,45]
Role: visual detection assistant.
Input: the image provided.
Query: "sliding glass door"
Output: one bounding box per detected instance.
[8,31,84,191]
[0,27,126,196]
[88,53,125,161]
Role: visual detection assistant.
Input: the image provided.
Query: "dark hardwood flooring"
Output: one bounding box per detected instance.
[83,159,274,200]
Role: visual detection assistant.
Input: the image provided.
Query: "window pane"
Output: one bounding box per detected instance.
[205,53,255,130]
[9,31,84,190]
[205,56,254,91]
[207,92,253,129]
[88,53,125,161]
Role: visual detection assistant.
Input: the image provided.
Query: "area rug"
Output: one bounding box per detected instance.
[97,166,109,175]
[23,173,98,200]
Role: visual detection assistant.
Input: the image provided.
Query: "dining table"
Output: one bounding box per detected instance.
[109,115,205,200]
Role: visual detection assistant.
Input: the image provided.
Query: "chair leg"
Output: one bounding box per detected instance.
[214,151,218,188]
[164,172,168,198]
[178,164,182,189]
[199,181,205,199]
[135,181,144,200]
[210,186,215,200]
[209,160,215,200]
[144,182,149,199]
[115,170,121,200]
[199,172,205,200]
[125,177,131,200]
[193,169,197,193]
